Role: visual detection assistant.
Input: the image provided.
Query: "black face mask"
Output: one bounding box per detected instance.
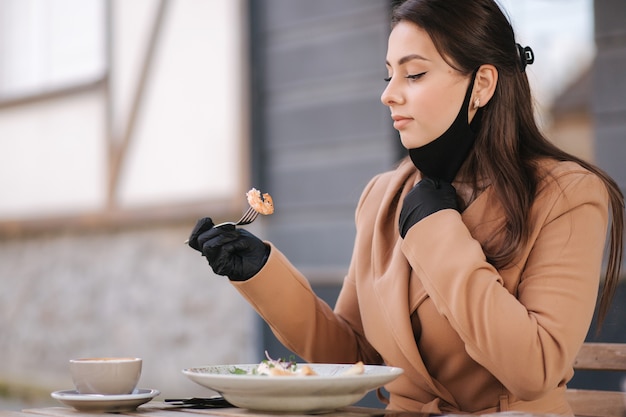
[408,72,482,182]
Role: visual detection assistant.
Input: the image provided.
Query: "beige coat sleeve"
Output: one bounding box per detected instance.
[401,170,609,400]
[232,242,379,363]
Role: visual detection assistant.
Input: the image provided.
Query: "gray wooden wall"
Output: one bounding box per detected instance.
[593,0,626,189]
[248,0,400,284]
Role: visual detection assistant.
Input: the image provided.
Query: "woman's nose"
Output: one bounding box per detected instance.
[381,80,402,106]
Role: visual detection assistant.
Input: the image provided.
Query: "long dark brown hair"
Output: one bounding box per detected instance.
[392,0,624,326]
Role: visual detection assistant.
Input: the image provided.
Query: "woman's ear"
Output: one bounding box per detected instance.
[468,64,498,121]
[473,64,498,107]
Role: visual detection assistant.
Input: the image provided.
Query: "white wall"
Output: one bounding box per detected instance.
[0,0,255,408]
[0,0,247,219]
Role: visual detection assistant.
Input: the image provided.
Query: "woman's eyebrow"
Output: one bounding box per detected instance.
[386,54,429,67]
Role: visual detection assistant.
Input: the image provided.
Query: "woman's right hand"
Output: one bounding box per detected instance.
[399,177,458,238]
[188,217,270,281]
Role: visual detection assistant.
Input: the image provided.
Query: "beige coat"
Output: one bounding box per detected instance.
[233,158,609,415]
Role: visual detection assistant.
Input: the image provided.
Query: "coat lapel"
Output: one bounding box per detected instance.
[372,244,458,406]
[363,160,457,405]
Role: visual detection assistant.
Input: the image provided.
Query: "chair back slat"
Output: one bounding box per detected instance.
[568,342,626,417]
[565,389,626,417]
[573,342,626,371]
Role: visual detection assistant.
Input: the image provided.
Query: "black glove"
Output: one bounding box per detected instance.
[188,217,270,281]
[399,177,458,238]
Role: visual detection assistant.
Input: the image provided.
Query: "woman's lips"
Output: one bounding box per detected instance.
[392,115,412,130]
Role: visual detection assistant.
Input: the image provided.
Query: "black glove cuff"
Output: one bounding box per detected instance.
[399,178,458,238]
[400,210,424,238]
[227,244,271,282]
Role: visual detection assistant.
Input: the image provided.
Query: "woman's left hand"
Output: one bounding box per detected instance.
[399,177,458,238]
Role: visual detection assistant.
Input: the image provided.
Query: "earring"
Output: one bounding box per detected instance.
[473,98,480,109]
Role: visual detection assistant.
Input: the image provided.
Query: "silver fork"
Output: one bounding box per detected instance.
[184,206,259,244]
[214,206,259,228]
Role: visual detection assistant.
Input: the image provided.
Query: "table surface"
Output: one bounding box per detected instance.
[0,404,401,417]
[0,404,565,417]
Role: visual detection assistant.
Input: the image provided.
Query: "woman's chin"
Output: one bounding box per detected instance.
[400,135,436,150]
[399,137,412,149]
[400,139,418,150]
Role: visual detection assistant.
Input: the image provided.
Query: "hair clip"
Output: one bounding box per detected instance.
[516,43,535,72]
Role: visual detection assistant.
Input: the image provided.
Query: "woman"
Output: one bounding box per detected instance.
[188,0,624,414]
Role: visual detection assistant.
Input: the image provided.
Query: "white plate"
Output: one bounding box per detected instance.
[51,388,160,412]
[182,363,403,412]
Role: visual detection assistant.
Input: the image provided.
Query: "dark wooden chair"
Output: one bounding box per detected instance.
[566,342,626,417]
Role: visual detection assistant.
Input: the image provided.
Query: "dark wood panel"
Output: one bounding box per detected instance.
[265,27,388,88]
[267,157,391,207]
[591,51,626,114]
[261,0,386,34]
[249,0,396,280]
[592,0,626,191]
[266,99,390,149]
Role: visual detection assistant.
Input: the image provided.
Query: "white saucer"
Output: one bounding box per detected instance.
[51,388,160,412]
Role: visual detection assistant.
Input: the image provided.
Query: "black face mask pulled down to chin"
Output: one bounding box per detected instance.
[408,72,483,183]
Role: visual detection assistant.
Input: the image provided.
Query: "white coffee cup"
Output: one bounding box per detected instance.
[69,357,142,395]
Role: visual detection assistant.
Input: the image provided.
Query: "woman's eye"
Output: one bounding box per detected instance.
[405,72,426,80]
[384,72,426,82]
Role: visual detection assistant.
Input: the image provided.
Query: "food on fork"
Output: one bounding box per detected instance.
[246,188,274,215]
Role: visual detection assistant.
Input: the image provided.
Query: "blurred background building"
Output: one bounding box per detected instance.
[0,0,624,410]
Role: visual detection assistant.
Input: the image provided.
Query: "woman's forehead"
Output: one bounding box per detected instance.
[386,22,443,66]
